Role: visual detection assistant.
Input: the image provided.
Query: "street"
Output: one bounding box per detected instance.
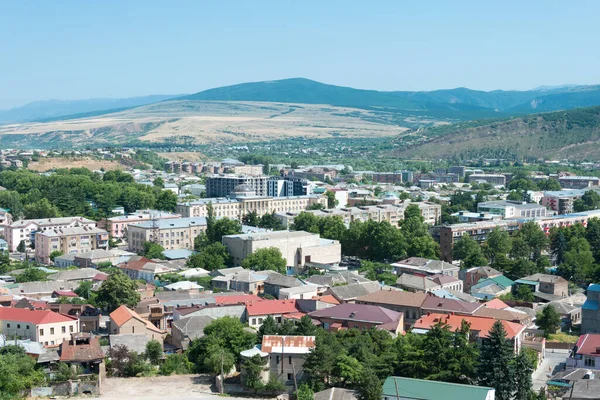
[532,349,569,391]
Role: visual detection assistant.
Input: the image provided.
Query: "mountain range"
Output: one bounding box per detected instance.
[4,78,600,124]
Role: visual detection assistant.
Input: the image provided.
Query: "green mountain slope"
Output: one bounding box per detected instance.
[394,106,600,161]
[180,78,600,120]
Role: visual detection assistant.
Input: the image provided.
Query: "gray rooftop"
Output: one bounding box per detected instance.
[132,217,208,230]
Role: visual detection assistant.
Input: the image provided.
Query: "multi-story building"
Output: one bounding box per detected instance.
[516,273,569,298]
[391,257,459,277]
[228,165,264,176]
[127,217,208,253]
[449,166,466,177]
[35,226,109,264]
[541,190,586,214]
[431,220,520,262]
[559,176,600,189]
[268,176,312,197]
[276,201,442,228]
[477,200,548,219]
[101,209,181,239]
[205,174,269,197]
[371,172,404,184]
[0,208,12,236]
[4,216,96,252]
[468,173,507,186]
[223,230,341,275]
[566,333,600,370]
[0,307,79,346]
[176,193,326,221]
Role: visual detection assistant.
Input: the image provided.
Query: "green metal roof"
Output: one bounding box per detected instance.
[490,275,514,288]
[515,279,538,285]
[383,376,494,400]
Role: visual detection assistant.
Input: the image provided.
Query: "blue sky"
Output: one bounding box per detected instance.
[0,1,598,108]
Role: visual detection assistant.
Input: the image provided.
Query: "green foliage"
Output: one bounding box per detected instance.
[574,190,600,212]
[159,353,192,376]
[142,241,165,259]
[49,250,63,262]
[95,270,141,311]
[205,216,242,245]
[153,177,165,188]
[453,233,487,268]
[259,211,286,230]
[297,383,315,400]
[145,339,163,365]
[241,247,287,274]
[264,376,286,393]
[325,190,339,208]
[401,210,440,259]
[342,220,406,262]
[16,240,26,253]
[53,362,83,382]
[16,267,48,283]
[360,261,397,285]
[0,345,46,396]
[292,212,346,241]
[107,344,152,377]
[536,305,562,338]
[478,321,515,400]
[242,210,260,226]
[243,354,268,391]
[74,280,94,300]
[356,368,382,400]
[23,198,61,219]
[155,190,178,211]
[187,242,231,271]
[514,348,535,400]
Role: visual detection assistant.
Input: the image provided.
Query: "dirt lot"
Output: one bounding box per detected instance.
[28,158,125,172]
[100,374,215,400]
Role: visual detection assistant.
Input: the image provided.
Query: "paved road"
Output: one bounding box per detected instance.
[532,349,569,391]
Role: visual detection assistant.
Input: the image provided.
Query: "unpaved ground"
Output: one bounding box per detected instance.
[28,158,125,172]
[100,374,214,400]
[157,152,208,162]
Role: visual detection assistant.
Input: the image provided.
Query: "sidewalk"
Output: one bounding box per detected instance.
[532,349,569,391]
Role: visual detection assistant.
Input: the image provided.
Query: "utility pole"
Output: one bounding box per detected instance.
[220,350,224,395]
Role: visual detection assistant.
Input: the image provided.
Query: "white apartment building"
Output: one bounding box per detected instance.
[0,308,80,347]
[477,200,547,219]
[127,217,208,253]
[4,217,96,252]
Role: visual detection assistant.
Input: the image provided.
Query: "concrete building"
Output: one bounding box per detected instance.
[127,217,207,253]
[542,190,586,214]
[559,176,600,189]
[223,230,341,275]
[391,257,459,278]
[582,284,600,334]
[0,208,12,236]
[462,266,502,293]
[35,226,109,264]
[431,220,520,262]
[175,193,326,221]
[102,210,180,239]
[0,308,79,346]
[517,273,569,297]
[108,305,166,345]
[205,174,269,197]
[477,200,548,219]
[268,176,312,197]
[468,174,507,186]
[4,216,96,252]
[566,333,600,370]
[356,290,428,330]
[229,165,264,176]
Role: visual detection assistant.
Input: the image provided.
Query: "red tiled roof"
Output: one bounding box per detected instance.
[0,307,77,325]
[575,334,600,356]
[414,313,525,340]
[93,274,108,281]
[484,298,509,310]
[313,295,341,305]
[109,305,164,334]
[118,256,153,271]
[214,294,262,305]
[53,290,78,298]
[246,300,299,316]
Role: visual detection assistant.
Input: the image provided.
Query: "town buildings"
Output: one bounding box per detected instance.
[382,376,495,400]
[223,230,341,275]
[4,216,96,252]
[101,210,180,239]
[35,226,109,264]
[127,217,207,253]
[268,176,312,197]
[566,333,600,370]
[108,305,166,345]
[468,173,507,186]
[391,257,459,278]
[477,200,548,219]
[0,308,79,346]
[309,303,404,336]
[582,284,600,334]
[205,175,269,197]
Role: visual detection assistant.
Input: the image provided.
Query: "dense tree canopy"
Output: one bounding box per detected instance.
[95,270,141,311]
[241,247,287,274]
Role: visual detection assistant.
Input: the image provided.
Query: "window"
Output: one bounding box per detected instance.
[62,326,66,333]
[69,326,73,333]
[287,373,293,381]
[258,318,263,324]
[6,323,10,328]
[276,355,280,364]
[585,356,596,367]
[40,329,44,336]
[252,318,257,325]
[26,325,29,330]
[289,356,292,365]
[50,328,55,335]
[17,324,20,329]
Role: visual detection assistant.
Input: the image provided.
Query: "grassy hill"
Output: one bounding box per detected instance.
[394,106,600,161]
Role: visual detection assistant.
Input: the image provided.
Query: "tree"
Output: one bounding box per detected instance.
[356,368,382,400]
[145,339,163,365]
[486,227,512,263]
[95,270,141,311]
[155,190,177,211]
[304,331,344,391]
[187,242,231,271]
[478,320,514,400]
[142,241,165,260]
[257,315,278,343]
[561,237,595,283]
[514,348,535,400]
[295,315,318,336]
[574,190,600,212]
[297,383,314,400]
[452,234,486,268]
[242,210,260,227]
[153,177,165,188]
[291,212,321,234]
[259,212,285,230]
[0,345,46,396]
[334,354,363,387]
[513,284,535,302]
[586,218,600,262]
[23,198,61,219]
[243,354,268,390]
[16,240,26,253]
[307,203,325,210]
[325,190,338,208]
[49,250,63,262]
[16,267,48,283]
[74,280,94,300]
[241,247,287,274]
[551,230,568,265]
[520,221,549,261]
[536,305,561,338]
[206,218,242,244]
